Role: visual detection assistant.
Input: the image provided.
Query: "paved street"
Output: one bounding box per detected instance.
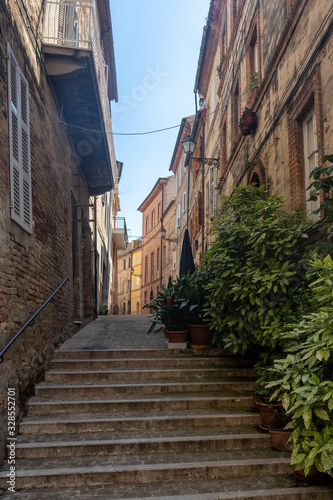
[60,315,167,351]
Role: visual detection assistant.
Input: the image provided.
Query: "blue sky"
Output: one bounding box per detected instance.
[110,0,211,240]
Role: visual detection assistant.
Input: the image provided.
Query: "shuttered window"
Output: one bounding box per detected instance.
[8,43,32,234]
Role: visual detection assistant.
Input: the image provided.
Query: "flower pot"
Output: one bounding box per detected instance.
[269,429,292,451]
[166,330,189,343]
[242,110,256,126]
[188,324,213,348]
[258,402,283,430]
[294,464,323,482]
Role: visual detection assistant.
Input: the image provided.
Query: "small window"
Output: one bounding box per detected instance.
[123,259,126,270]
[152,211,155,229]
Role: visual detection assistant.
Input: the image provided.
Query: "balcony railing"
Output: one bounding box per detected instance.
[42,0,115,177]
[112,217,128,249]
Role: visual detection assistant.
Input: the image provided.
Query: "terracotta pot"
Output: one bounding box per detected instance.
[269,429,292,451]
[242,110,256,125]
[188,324,213,348]
[258,402,283,430]
[294,464,323,482]
[166,330,189,343]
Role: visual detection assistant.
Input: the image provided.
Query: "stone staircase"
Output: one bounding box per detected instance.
[1,347,333,499]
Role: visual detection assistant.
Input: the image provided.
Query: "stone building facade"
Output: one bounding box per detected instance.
[0,0,120,461]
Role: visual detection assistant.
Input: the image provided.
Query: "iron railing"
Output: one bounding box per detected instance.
[0,277,68,363]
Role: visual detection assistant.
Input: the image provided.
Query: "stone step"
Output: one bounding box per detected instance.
[44,367,257,382]
[15,432,271,459]
[50,356,253,369]
[26,394,254,414]
[34,380,254,398]
[19,410,260,434]
[53,348,233,359]
[2,483,333,500]
[0,455,293,490]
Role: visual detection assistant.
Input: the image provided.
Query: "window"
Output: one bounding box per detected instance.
[144,291,147,305]
[132,278,134,290]
[145,256,148,284]
[176,204,181,228]
[146,217,149,234]
[132,255,135,266]
[287,67,324,216]
[182,192,187,213]
[7,43,32,233]
[232,79,240,146]
[172,251,176,271]
[152,211,155,228]
[151,252,154,281]
[136,276,140,289]
[138,252,141,265]
[303,109,320,219]
[123,259,126,270]
[246,10,260,102]
[128,257,131,268]
[157,203,161,222]
[157,247,160,278]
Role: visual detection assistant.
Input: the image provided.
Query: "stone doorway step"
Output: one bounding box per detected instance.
[0,348,332,499]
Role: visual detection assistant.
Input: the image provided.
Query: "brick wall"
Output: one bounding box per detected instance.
[0,0,94,462]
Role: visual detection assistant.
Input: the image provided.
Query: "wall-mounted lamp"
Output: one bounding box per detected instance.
[161,226,177,242]
[181,135,220,167]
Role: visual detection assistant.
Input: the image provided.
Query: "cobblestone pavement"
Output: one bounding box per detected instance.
[60,315,167,351]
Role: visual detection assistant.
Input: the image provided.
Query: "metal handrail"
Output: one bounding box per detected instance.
[0,277,69,363]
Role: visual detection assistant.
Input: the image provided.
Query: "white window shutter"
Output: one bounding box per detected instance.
[182,192,186,213]
[176,203,181,227]
[172,251,176,271]
[209,167,215,219]
[8,44,32,234]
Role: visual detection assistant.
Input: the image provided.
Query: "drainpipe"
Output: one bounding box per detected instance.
[160,184,164,289]
[201,121,205,254]
[93,196,98,319]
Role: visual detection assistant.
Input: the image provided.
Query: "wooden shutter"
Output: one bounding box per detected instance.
[8,44,32,234]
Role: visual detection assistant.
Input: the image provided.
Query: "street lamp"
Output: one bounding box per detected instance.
[181,135,220,167]
[161,226,177,242]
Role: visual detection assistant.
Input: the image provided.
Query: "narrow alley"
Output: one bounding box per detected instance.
[0,315,332,499]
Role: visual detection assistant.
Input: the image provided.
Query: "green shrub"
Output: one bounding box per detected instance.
[203,184,312,355]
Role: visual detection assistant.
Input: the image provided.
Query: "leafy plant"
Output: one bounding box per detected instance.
[266,255,333,475]
[248,71,258,93]
[144,276,189,333]
[99,303,109,314]
[307,152,333,238]
[203,184,312,355]
[180,268,212,325]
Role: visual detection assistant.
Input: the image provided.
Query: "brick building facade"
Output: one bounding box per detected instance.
[138,177,176,310]
[0,0,120,461]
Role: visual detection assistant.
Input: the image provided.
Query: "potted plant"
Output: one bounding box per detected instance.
[248,71,258,94]
[253,359,284,431]
[99,303,109,315]
[266,255,333,478]
[181,269,214,348]
[239,107,256,135]
[144,276,190,343]
[216,54,226,78]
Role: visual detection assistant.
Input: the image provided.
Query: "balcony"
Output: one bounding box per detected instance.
[113,217,128,250]
[42,0,117,195]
